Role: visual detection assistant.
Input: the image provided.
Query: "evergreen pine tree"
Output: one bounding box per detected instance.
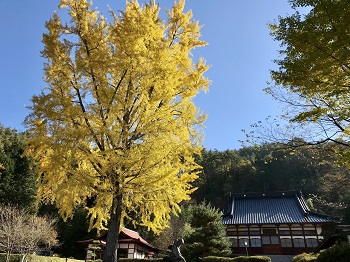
[182,202,231,261]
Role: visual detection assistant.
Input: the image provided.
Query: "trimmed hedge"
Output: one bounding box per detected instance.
[202,257,234,262]
[202,256,271,262]
[292,253,318,262]
[233,256,271,262]
[119,259,163,262]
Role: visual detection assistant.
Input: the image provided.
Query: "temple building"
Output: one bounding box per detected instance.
[79,227,159,260]
[222,191,336,256]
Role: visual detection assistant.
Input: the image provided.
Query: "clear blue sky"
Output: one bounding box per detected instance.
[0,0,294,151]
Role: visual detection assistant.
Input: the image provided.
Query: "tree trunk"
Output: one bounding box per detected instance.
[103,193,123,262]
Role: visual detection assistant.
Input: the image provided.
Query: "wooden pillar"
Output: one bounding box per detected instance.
[276,224,280,243]
[314,224,319,242]
[302,224,307,248]
[248,225,251,255]
[236,225,239,250]
[289,224,295,249]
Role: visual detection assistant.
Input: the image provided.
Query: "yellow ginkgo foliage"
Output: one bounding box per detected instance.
[25,1,209,261]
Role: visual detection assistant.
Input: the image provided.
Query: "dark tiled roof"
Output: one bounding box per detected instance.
[222,191,335,225]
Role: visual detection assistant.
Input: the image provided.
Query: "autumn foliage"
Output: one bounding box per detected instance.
[24,0,209,261]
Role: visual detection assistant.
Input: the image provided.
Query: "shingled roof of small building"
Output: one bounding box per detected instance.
[222,191,335,225]
[78,227,159,251]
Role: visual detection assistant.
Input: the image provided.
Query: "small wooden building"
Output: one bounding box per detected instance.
[222,191,336,256]
[79,227,159,260]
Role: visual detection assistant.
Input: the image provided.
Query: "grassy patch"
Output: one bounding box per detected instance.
[0,254,83,262]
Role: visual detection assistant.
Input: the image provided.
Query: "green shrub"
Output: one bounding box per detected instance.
[233,256,271,262]
[202,256,271,262]
[317,242,350,262]
[292,253,318,262]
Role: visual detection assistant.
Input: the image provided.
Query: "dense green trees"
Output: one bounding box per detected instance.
[192,150,243,208]
[0,125,37,210]
[196,144,350,222]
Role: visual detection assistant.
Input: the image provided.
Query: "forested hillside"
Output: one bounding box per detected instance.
[194,142,350,223]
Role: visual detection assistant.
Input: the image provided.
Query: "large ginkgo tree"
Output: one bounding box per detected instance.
[24,1,209,261]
